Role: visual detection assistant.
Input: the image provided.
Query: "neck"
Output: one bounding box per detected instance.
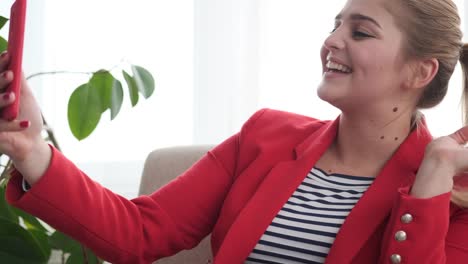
[330,110,413,176]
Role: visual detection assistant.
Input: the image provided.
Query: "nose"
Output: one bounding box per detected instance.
[323,28,345,51]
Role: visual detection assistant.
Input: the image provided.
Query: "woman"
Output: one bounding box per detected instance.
[3,0,468,263]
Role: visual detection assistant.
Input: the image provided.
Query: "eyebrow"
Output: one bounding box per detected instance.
[335,13,382,29]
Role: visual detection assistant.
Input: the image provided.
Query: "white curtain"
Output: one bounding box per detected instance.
[194,0,260,144]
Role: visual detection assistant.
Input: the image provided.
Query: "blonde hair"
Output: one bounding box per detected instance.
[388,0,468,207]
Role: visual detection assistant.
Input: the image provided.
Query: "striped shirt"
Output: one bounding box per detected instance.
[245,167,374,264]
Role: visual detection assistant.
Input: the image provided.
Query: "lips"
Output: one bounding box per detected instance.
[325,54,353,73]
[326,61,352,73]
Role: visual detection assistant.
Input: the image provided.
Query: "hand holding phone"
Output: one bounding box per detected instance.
[2,0,27,121]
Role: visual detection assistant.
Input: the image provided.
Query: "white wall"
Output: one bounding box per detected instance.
[257,0,341,120]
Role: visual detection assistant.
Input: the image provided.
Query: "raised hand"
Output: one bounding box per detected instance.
[412,126,468,198]
[0,52,51,184]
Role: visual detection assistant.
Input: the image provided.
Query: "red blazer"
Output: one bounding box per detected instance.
[7,108,468,263]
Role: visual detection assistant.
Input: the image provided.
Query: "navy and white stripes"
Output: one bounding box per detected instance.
[245,167,374,264]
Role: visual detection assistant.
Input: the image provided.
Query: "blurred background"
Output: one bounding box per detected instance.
[0,0,466,198]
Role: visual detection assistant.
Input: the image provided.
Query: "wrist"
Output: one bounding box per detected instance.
[12,138,52,185]
[412,159,454,198]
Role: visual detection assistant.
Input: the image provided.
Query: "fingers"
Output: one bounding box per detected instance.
[0,51,12,92]
[0,119,30,132]
[449,126,468,145]
[0,87,16,119]
[0,91,15,106]
[0,70,12,89]
[0,52,10,71]
[0,52,13,91]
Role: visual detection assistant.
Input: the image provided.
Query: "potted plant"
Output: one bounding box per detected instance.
[0,14,155,263]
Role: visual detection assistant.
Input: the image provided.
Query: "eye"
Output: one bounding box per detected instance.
[353,31,373,38]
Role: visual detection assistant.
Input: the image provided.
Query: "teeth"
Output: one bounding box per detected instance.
[326,61,352,73]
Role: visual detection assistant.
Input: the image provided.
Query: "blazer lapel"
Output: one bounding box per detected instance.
[325,123,433,263]
[214,118,340,263]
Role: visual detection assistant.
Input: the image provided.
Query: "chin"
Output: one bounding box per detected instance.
[316,84,347,111]
[317,83,337,104]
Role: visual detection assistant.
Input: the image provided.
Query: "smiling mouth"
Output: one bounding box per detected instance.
[326,61,353,73]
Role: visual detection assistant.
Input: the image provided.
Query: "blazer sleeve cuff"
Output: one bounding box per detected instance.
[380,185,451,263]
[6,144,57,206]
[398,185,451,210]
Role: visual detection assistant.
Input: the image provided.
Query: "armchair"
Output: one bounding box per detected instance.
[138,145,215,264]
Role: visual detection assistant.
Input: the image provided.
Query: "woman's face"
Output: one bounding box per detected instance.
[317,0,410,113]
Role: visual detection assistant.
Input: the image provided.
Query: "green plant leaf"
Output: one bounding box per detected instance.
[0,185,18,224]
[0,252,44,264]
[89,71,114,113]
[67,247,100,264]
[11,207,49,233]
[89,71,124,120]
[49,231,102,263]
[122,70,139,107]
[0,16,8,30]
[132,65,155,99]
[28,229,52,261]
[0,36,7,53]
[0,219,49,263]
[49,231,81,252]
[68,83,102,140]
[109,79,123,120]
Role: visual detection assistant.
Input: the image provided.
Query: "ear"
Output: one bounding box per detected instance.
[406,58,439,90]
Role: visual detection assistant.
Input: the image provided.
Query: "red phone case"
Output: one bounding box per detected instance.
[2,0,27,121]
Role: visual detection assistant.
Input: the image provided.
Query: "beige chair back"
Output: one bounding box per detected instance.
[139,145,214,264]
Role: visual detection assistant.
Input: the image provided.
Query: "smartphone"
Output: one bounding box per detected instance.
[2,0,27,121]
